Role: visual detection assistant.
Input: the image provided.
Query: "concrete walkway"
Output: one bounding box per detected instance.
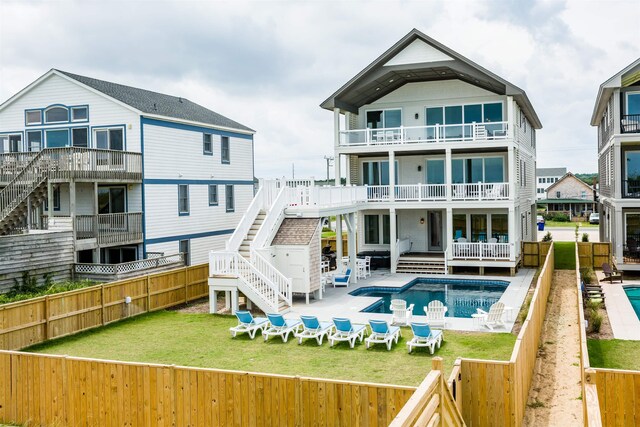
[522,270,583,426]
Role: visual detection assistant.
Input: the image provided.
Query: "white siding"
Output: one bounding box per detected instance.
[128,184,143,212]
[146,234,227,265]
[0,73,141,152]
[76,183,95,215]
[142,123,254,181]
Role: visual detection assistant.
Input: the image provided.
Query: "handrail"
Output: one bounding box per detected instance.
[251,187,288,250]
[226,186,263,251]
[251,249,292,305]
[75,212,143,244]
[74,253,184,275]
[451,242,513,260]
[0,149,47,220]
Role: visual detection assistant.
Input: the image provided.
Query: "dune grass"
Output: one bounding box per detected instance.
[587,339,640,371]
[554,241,576,270]
[25,310,516,386]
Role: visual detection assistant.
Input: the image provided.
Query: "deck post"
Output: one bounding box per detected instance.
[390,208,397,273]
[336,214,343,271]
[346,213,357,282]
[389,150,395,202]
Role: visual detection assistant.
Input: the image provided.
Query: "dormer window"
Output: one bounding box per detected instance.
[25,110,42,125]
[44,106,69,123]
[71,106,88,121]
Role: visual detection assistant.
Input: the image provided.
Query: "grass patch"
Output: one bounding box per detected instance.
[587,339,640,371]
[25,310,517,386]
[544,221,597,228]
[554,242,576,270]
[527,399,545,408]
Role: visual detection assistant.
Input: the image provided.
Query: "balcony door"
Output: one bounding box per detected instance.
[98,186,126,232]
[427,211,443,252]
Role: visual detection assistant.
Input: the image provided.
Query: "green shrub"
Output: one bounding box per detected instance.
[0,279,98,305]
[589,310,603,333]
[581,268,594,284]
[585,298,602,311]
[542,231,553,242]
[582,233,590,242]
[322,227,332,233]
[554,213,570,222]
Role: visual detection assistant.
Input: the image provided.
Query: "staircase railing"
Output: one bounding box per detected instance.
[226,186,264,252]
[0,150,47,221]
[251,187,289,251]
[252,250,292,305]
[209,251,279,312]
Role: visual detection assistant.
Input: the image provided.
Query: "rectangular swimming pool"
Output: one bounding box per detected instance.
[350,278,509,318]
[624,286,640,320]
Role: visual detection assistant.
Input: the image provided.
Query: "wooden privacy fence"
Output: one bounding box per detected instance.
[0,263,208,351]
[0,350,414,427]
[457,244,555,426]
[389,358,465,427]
[577,242,611,269]
[521,241,552,267]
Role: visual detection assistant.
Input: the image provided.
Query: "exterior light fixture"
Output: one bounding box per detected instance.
[420,218,425,225]
[417,165,422,172]
[415,113,419,120]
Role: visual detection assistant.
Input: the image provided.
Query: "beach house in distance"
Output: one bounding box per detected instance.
[209,29,542,314]
[0,69,254,284]
[592,58,640,270]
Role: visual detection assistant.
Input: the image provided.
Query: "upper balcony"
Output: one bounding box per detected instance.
[338,122,509,148]
[621,114,640,134]
[0,147,142,184]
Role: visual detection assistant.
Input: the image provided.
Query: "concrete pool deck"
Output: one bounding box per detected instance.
[597,271,640,340]
[288,269,536,333]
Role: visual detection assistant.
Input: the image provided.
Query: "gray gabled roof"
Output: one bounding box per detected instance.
[590,58,640,126]
[55,69,254,133]
[271,218,320,245]
[536,167,567,177]
[320,29,542,129]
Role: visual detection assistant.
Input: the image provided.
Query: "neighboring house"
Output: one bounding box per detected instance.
[209,29,542,314]
[0,69,254,273]
[536,167,566,200]
[538,172,596,217]
[592,57,640,270]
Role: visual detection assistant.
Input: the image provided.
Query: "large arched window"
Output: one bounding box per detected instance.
[44,106,69,123]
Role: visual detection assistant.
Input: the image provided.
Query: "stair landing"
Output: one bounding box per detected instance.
[396,253,446,274]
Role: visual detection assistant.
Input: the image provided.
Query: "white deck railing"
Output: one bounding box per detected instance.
[393,184,448,201]
[451,182,509,200]
[226,186,264,252]
[339,122,509,146]
[450,242,513,260]
[74,253,184,275]
[288,185,367,208]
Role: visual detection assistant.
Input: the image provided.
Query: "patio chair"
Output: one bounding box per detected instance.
[407,322,443,354]
[482,237,498,258]
[332,268,352,287]
[423,300,448,328]
[472,302,505,330]
[294,315,334,345]
[262,314,302,343]
[365,320,401,351]
[229,311,270,339]
[390,299,414,326]
[601,263,623,284]
[329,317,367,348]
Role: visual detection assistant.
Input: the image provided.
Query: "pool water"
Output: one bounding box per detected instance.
[624,287,640,320]
[350,278,509,318]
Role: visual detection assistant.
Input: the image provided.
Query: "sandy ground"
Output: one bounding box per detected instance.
[523,270,583,426]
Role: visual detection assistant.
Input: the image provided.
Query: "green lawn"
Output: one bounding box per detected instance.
[554,241,576,269]
[25,311,516,386]
[543,221,598,228]
[587,339,640,370]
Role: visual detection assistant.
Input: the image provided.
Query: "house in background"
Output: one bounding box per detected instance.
[537,172,596,218]
[0,69,254,282]
[592,57,640,270]
[536,167,566,200]
[209,29,541,314]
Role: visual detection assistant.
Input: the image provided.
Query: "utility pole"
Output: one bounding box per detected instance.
[324,155,334,185]
[292,163,295,180]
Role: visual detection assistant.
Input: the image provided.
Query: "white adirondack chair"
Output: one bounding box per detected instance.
[423,300,448,328]
[390,299,414,326]
[472,302,506,330]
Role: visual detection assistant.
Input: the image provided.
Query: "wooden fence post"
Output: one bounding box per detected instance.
[184,266,188,304]
[146,275,151,312]
[100,284,106,326]
[44,295,50,340]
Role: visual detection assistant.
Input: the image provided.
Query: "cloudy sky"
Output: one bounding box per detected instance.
[0,0,638,179]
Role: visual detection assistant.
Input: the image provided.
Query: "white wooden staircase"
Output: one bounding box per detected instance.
[396,254,447,274]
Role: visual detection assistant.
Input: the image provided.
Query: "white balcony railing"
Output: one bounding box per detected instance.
[339,122,509,146]
[451,183,509,200]
[394,184,447,201]
[363,183,508,202]
[450,242,513,260]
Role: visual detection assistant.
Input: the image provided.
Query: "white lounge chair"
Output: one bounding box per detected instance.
[390,299,414,326]
[329,318,367,348]
[295,315,334,345]
[407,323,443,354]
[365,320,401,351]
[263,314,302,342]
[472,302,506,330]
[423,300,448,328]
[229,311,269,339]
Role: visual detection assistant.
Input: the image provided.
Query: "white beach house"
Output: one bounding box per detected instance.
[209,29,542,314]
[0,69,254,274]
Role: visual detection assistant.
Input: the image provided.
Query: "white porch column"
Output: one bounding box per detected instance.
[389,150,395,202]
[335,214,343,271]
[507,146,515,201]
[345,155,351,186]
[615,208,624,264]
[613,91,621,135]
[209,290,218,314]
[334,107,341,148]
[614,141,622,199]
[445,207,453,257]
[346,213,357,283]
[70,181,77,250]
[508,207,516,261]
[445,148,452,200]
[47,181,53,219]
[26,195,32,230]
[507,96,515,139]
[335,154,341,186]
[390,208,397,273]
[230,289,239,314]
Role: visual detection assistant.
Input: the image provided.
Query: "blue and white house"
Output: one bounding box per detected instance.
[209,29,542,315]
[0,69,254,268]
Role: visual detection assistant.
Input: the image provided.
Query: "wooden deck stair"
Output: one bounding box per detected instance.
[396,254,446,274]
[238,211,266,258]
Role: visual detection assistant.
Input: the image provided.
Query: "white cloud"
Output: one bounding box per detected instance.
[1,0,638,177]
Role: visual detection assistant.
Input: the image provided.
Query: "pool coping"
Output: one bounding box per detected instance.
[597,271,640,340]
[287,269,535,333]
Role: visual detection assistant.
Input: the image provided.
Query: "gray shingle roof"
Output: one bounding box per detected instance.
[536,167,566,177]
[56,69,254,133]
[271,218,320,245]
